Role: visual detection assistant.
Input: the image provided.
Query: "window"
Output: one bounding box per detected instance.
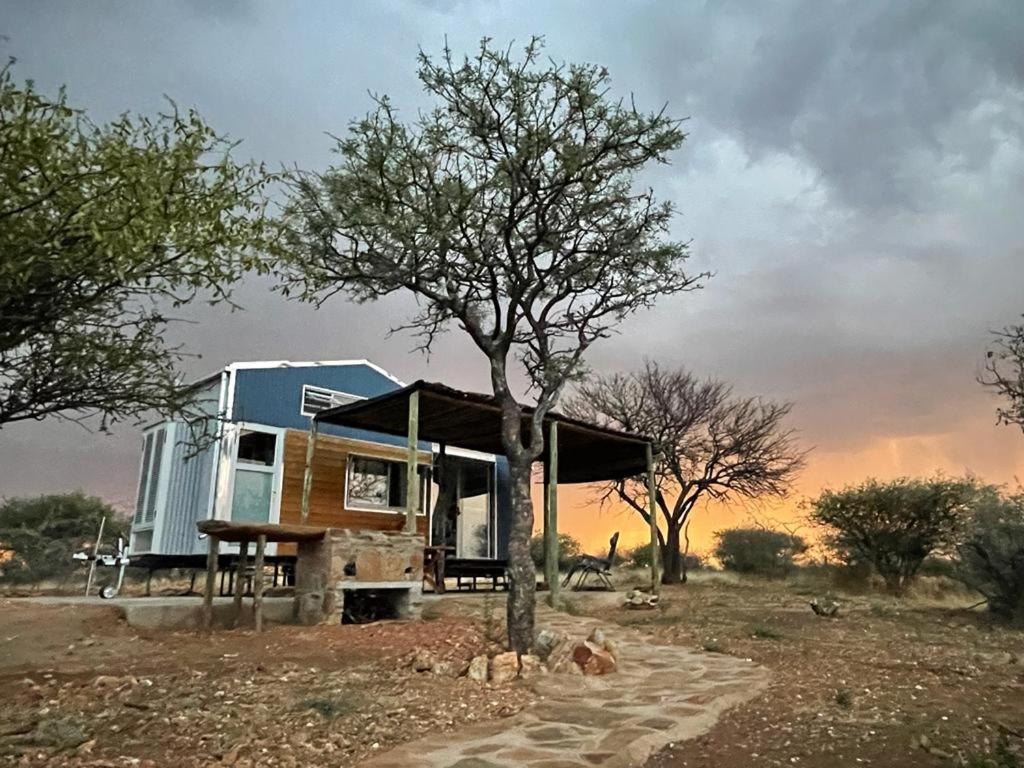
[346,455,428,514]
[134,426,167,525]
[236,429,276,466]
[301,385,363,416]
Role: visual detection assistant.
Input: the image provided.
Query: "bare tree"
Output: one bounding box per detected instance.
[279,39,705,652]
[566,363,806,583]
[982,318,1024,431]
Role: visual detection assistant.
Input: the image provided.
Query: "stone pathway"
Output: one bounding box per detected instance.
[364,599,769,768]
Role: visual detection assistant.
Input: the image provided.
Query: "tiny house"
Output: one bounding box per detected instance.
[129,360,511,560]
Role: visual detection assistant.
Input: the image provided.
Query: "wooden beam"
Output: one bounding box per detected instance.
[203,535,219,631]
[300,418,319,525]
[233,540,249,628]
[253,535,266,632]
[544,420,560,606]
[405,389,420,534]
[646,443,661,594]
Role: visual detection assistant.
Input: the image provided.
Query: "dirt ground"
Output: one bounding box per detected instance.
[0,599,530,767]
[588,572,1024,768]
[3,575,1023,768]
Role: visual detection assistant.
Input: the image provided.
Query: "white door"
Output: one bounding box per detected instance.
[228,426,284,529]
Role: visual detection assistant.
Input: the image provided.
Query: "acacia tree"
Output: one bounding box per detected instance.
[280,39,704,652]
[566,363,805,583]
[982,318,1024,431]
[0,65,275,430]
[808,476,981,595]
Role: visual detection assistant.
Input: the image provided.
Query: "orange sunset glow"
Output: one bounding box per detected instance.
[545,404,1024,556]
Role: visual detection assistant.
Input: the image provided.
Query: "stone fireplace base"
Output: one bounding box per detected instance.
[295,529,424,625]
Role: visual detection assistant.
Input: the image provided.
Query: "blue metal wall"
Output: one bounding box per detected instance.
[230,364,408,447]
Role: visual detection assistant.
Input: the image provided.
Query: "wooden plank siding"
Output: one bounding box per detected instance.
[277,429,430,554]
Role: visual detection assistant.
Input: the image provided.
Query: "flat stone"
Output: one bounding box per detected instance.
[533,704,621,729]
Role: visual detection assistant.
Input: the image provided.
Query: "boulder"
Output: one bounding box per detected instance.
[467,654,489,682]
[410,650,433,672]
[534,628,566,661]
[572,641,617,675]
[489,651,520,684]
[431,658,470,677]
[519,654,544,677]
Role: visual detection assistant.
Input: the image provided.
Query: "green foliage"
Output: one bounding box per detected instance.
[529,533,583,572]
[751,624,783,640]
[0,63,277,429]
[834,688,853,709]
[959,735,1021,768]
[714,527,806,578]
[0,492,127,584]
[622,541,702,571]
[808,476,983,595]
[957,489,1024,623]
[301,693,363,719]
[279,36,704,655]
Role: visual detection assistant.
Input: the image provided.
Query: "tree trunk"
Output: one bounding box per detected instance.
[661,523,683,585]
[504,456,537,655]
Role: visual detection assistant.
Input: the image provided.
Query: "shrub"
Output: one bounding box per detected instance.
[957,489,1024,624]
[714,527,806,577]
[622,542,702,571]
[0,492,128,585]
[529,533,582,572]
[808,476,982,595]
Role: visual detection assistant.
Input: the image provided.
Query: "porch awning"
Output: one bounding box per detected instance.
[313,380,651,484]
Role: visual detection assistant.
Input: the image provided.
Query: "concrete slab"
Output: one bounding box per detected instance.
[10,595,296,630]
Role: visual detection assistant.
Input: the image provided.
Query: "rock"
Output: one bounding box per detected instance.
[431,659,470,677]
[519,654,544,677]
[810,598,840,617]
[572,641,617,675]
[587,628,608,647]
[411,650,433,672]
[489,651,520,684]
[92,675,123,690]
[467,655,489,682]
[534,628,565,661]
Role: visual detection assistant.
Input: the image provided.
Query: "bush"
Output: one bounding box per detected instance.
[529,533,583,572]
[0,492,127,585]
[714,527,806,577]
[957,489,1024,624]
[622,542,702,572]
[808,476,982,595]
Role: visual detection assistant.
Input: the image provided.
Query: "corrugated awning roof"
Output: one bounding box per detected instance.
[313,380,651,484]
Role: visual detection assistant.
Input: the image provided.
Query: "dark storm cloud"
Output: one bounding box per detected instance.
[1,0,1022,504]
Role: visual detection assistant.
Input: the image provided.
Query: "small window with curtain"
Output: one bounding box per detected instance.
[345,455,428,514]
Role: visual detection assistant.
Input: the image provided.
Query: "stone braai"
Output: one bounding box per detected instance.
[295,529,424,625]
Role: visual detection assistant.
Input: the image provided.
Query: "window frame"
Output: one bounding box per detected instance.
[300,384,365,417]
[344,451,430,516]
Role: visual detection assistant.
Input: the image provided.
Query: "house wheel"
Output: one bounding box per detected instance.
[99,584,118,600]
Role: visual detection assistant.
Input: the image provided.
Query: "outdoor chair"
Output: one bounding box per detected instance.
[562,532,619,591]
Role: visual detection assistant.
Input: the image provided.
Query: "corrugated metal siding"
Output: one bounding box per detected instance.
[231,365,402,445]
[158,428,215,555]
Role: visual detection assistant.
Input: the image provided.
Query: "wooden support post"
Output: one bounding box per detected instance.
[544,420,560,607]
[300,418,318,525]
[233,540,249,628]
[203,535,219,631]
[253,535,266,632]
[405,389,420,534]
[646,443,661,594]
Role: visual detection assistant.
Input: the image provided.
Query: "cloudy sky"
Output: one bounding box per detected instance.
[2,1,1022,551]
